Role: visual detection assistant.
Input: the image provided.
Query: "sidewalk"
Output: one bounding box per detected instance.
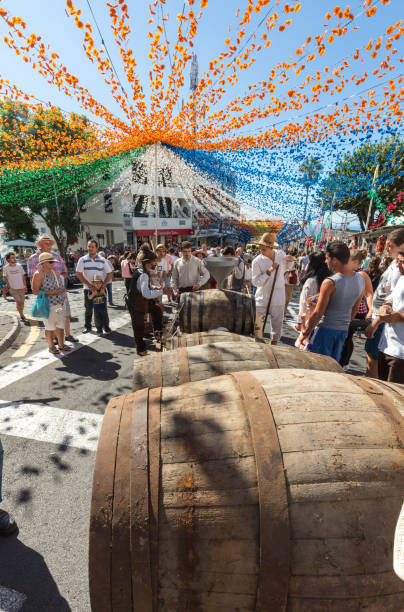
[0,312,20,355]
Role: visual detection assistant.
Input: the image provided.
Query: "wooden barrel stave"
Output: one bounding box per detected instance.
[90,370,404,610]
[133,341,342,391]
[179,289,256,335]
[168,330,255,350]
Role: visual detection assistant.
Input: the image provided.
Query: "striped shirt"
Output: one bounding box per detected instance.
[76,253,113,289]
[27,249,68,278]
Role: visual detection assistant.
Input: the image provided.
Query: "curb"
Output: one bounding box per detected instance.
[0,313,21,355]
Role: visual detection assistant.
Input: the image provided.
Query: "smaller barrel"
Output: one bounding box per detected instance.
[133,341,342,391]
[179,289,256,336]
[168,330,256,350]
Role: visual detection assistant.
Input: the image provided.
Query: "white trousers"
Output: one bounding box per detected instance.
[257,300,285,341]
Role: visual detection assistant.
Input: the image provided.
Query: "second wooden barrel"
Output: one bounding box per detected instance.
[179,288,256,335]
[133,341,342,391]
[90,371,404,611]
[168,329,255,349]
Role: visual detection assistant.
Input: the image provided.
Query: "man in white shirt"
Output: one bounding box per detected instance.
[76,239,113,333]
[366,250,404,383]
[171,241,210,298]
[252,233,286,344]
[3,252,27,321]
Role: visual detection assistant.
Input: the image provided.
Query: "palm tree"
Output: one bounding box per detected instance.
[299,156,323,221]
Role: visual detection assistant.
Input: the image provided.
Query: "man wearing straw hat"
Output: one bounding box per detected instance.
[252,232,287,344]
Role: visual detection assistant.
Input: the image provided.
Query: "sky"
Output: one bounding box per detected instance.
[0,0,402,226]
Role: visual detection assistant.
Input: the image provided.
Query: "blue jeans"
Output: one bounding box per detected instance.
[308,327,348,362]
[106,282,113,304]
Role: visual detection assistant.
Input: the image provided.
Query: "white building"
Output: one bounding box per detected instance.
[34,144,242,250]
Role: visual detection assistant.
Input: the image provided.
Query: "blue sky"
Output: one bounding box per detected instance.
[0,0,402,225]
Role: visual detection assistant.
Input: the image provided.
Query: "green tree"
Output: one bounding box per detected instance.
[318,136,404,230]
[0,205,37,242]
[0,100,144,256]
[299,156,323,221]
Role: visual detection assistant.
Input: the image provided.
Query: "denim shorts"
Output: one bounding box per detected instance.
[364,322,384,361]
[308,327,348,362]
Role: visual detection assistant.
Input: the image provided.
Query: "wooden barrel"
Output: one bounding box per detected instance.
[179,289,256,335]
[168,330,255,350]
[134,342,342,391]
[90,371,404,611]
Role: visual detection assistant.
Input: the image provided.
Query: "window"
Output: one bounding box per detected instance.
[104,194,113,213]
[96,233,105,245]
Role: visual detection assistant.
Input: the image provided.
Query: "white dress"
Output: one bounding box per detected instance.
[252,250,286,340]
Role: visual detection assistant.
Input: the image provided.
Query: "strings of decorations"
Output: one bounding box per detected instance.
[0,0,401,225]
[370,189,403,228]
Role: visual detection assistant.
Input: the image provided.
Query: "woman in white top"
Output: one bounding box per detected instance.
[252,233,286,344]
[296,251,330,330]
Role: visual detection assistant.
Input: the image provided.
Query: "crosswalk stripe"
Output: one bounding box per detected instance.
[0,313,130,392]
[0,401,103,452]
[0,586,27,612]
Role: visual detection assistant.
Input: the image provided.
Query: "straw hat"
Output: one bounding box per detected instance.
[39,252,56,265]
[93,274,104,282]
[36,233,54,245]
[258,233,276,248]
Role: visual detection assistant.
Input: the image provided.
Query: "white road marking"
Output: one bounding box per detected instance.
[286,302,299,330]
[0,401,103,452]
[0,586,27,612]
[0,313,130,392]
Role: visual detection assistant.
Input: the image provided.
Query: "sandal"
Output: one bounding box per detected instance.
[49,346,60,354]
[58,344,72,351]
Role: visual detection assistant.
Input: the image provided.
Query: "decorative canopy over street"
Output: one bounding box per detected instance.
[0,0,402,223]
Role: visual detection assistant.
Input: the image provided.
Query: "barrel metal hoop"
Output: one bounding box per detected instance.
[89,396,124,612]
[250,294,257,335]
[198,290,204,331]
[179,293,185,330]
[229,291,237,332]
[148,387,162,612]
[130,388,153,611]
[262,345,279,369]
[177,347,191,385]
[111,393,137,611]
[154,353,163,389]
[240,292,246,335]
[348,375,404,447]
[230,371,290,611]
[187,292,193,332]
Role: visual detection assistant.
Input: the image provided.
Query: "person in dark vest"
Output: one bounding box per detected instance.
[126,251,164,356]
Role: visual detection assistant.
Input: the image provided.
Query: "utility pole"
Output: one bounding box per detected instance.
[365,163,379,231]
[154,142,159,247]
[302,184,309,224]
[51,169,64,257]
[190,53,199,240]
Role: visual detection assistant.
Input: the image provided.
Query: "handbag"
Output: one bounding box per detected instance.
[31,288,50,319]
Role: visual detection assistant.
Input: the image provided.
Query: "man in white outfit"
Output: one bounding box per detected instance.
[252,232,286,344]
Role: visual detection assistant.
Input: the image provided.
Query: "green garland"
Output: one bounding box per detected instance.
[0,148,144,208]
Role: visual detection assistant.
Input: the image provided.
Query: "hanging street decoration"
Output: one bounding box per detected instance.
[0,0,402,223]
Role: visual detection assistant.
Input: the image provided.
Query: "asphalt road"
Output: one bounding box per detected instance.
[0,283,367,611]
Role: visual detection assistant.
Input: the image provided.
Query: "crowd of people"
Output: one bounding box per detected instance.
[1,228,403,380]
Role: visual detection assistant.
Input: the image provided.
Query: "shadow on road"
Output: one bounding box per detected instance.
[55,345,121,381]
[0,536,71,611]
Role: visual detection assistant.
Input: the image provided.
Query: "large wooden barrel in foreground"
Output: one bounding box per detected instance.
[168,329,255,349]
[133,341,342,391]
[90,371,404,611]
[179,288,256,335]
